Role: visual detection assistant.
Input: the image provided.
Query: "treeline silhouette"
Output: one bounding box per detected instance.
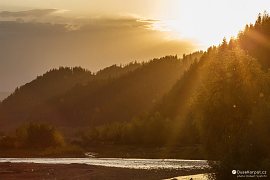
[0,12,269,180]
[238,12,270,69]
[0,62,139,128]
[0,55,200,130]
[0,122,83,157]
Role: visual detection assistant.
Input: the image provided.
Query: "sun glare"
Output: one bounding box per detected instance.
[151,0,270,49]
[155,18,243,49]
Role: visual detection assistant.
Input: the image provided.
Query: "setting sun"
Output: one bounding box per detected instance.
[149,0,270,48]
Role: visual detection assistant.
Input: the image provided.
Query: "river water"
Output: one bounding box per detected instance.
[0,158,209,170]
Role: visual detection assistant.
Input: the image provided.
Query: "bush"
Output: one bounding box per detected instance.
[16,123,65,149]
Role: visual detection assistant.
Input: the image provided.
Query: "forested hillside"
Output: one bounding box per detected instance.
[0,63,140,130]
[0,54,200,130]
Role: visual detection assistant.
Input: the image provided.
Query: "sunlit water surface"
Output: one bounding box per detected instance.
[0,158,209,170]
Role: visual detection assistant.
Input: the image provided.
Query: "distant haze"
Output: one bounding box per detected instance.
[0,11,195,92]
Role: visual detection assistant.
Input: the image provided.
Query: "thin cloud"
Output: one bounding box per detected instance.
[0,9,59,18]
[0,15,196,92]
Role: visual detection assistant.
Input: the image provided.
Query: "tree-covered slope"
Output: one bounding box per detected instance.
[0,55,200,130]
[0,63,141,130]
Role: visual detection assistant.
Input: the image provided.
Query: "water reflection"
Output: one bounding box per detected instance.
[0,158,209,170]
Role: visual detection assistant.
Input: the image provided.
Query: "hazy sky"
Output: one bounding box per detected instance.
[1,0,269,46]
[0,0,269,92]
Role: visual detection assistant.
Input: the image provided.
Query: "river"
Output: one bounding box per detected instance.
[0,158,209,170]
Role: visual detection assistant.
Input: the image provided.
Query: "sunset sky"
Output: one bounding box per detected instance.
[0,0,269,92]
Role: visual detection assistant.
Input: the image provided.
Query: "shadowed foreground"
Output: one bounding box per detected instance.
[0,162,209,180]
